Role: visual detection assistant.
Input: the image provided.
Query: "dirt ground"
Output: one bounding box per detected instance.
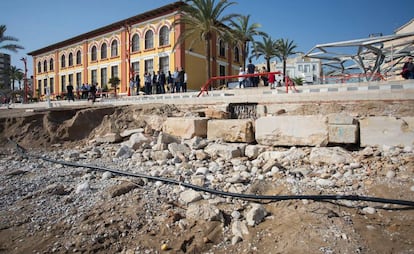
[0,101,413,254]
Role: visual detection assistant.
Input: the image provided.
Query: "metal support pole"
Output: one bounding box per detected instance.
[20,57,28,103]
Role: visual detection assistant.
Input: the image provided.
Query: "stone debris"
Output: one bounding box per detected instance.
[1,127,413,253]
[75,181,90,193]
[245,203,267,226]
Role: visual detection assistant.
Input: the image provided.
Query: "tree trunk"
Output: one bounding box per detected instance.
[242,41,248,70]
[205,38,211,89]
[266,59,271,72]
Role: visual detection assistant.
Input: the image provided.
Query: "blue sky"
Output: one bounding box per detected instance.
[2,0,414,76]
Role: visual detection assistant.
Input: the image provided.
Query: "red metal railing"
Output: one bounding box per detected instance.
[197,71,300,97]
[321,72,387,84]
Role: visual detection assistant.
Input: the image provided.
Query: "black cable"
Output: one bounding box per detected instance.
[8,138,414,207]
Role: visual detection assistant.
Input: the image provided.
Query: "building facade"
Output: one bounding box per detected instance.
[28,1,242,98]
[0,53,11,89]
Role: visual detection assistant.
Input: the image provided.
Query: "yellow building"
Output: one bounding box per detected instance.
[28,1,242,98]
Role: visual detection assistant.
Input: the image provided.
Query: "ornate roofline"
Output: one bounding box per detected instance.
[28,1,184,56]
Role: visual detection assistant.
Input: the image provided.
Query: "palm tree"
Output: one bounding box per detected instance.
[250,35,279,72]
[15,71,24,90]
[275,38,298,81]
[108,77,120,98]
[230,15,266,70]
[5,66,22,90]
[291,76,304,86]
[0,25,24,53]
[173,0,239,81]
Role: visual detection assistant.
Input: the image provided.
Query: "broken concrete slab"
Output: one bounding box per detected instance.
[255,115,328,146]
[162,117,208,139]
[360,116,414,147]
[328,125,358,144]
[207,119,255,143]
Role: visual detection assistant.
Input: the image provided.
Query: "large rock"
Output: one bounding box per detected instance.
[231,220,249,238]
[204,143,244,160]
[157,132,181,145]
[207,119,255,143]
[179,189,202,204]
[120,128,144,138]
[96,132,122,143]
[163,117,208,139]
[255,116,328,146]
[168,143,191,157]
[245,204,267,226]
[123,132,149,150]
[245,145,268,159]
[186,203,224,222]
[115,145,134,158]
[309,147,353,165]
[143,115,165,132]
[360,117,414,147]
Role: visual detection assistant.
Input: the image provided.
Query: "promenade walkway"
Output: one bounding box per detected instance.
[3,79,414,110]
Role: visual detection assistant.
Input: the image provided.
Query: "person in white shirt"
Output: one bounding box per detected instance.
[238,67,245,88]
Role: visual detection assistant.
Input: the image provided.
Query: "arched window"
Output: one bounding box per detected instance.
[159,26,169,46]
[68,52,73,66]
[37,62,41,73]
[91,46,97,61]
[43,60,47,72]
[101,43,107,59]
[132,34,140,52]
[50,59,54,71]
[219,39,225,57]
[145,30,154,49]
[234,46,240,62]
[61,55,66,68]
[76,50,81,65]
[111,40,118,57]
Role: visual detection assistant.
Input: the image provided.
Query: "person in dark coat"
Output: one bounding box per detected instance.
[402,57,414,79]
[88,83,97,103]
[66,83,75,101]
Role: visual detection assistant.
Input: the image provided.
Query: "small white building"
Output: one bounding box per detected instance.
[257,53,322,85]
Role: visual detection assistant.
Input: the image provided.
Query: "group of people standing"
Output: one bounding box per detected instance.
[131,67,187,96]
[66,83,97,102]
[238,60,281,88]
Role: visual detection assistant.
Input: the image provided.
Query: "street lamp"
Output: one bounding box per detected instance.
[20,57,28,103]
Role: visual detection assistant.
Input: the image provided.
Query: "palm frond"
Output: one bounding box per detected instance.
[0,24,24,53]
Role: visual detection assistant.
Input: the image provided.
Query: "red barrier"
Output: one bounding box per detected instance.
[284,76,298,93]
[322,73,386,84]
[198,71,283,97]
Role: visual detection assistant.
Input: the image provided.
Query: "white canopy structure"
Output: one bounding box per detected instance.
[305,32,414,82]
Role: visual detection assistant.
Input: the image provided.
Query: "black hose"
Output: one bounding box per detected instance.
[8,138,414,207]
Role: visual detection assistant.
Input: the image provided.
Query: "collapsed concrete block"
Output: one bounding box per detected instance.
[360,117,414,147]
[328,125,358,144]
[163,117,208,139]
[255,116,328,146]
[207,119,255,143]
[205,108,230,119]
[328,113,355,125]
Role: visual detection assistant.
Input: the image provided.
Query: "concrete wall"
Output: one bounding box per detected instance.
[162,115,413,148]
